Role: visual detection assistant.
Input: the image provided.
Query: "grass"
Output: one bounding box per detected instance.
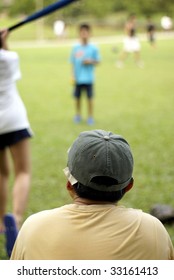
[0,36,174,259]
[0,15,121,40]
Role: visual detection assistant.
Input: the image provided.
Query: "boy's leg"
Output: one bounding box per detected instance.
[74,84,82,123]
[86,84,94,125]
[75,98,81,116]
[88,98,93,118]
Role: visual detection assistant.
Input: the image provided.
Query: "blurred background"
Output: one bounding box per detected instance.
[0,0,174,41]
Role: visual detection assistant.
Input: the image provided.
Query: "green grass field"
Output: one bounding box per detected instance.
[0,37,174,259]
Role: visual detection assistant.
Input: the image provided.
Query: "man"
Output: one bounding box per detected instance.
[70,23,100,125]
[11,130,174,260]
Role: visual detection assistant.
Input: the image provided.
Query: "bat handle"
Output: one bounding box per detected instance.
[8,20,26,32]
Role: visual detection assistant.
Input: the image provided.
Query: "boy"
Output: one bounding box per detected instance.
[70,24,100,125]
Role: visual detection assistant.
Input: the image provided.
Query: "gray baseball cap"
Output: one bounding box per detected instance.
[65,130,134,192]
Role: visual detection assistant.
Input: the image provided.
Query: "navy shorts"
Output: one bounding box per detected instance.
[74,84,93,99]
[0,129,32,150]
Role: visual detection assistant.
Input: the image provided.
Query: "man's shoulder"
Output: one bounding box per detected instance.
[33,205,68,216]
[22,206,67,226]
[119,206,163,224]
[134,208,169,233]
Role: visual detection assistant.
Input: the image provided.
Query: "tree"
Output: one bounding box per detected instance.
[7,0,174,18]
[9,0,35,16]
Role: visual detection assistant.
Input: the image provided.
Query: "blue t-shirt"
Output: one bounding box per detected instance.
[70,43,100,84]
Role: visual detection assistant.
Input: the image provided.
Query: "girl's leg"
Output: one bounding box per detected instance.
[10,139,31,229]
[0,149,10,233]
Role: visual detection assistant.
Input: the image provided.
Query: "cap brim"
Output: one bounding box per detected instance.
[63,167,132,192]
[63,167,78,185]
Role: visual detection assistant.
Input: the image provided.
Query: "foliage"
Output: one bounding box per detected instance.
[8,0,35,16]
[121,0,174,16]
[2,0,174,18]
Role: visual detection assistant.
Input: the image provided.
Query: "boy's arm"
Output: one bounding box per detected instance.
[83,47,101,65]
[82,59,99,65]
[70,48,76,82]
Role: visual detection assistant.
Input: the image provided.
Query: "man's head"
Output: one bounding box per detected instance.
[64,130,134,203]
[79,23,91,44]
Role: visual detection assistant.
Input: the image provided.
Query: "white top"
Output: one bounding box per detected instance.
[0,49,30,134]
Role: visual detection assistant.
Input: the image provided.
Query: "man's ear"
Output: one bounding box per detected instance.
[66,181,73,191]
[124,178,134,193]
[66,181,77,200]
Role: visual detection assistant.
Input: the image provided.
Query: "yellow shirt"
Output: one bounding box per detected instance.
[11,204,174,260]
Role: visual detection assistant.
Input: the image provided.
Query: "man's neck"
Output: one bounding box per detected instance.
[73,197,115,206]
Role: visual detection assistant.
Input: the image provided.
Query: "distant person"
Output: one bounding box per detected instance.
[0,29,32,256]
[53,20,66,39]
[161,16,173,31]
[146,16,156,48]
[70,23,101,125]
[11,129,174,260]
[117,14,143,68]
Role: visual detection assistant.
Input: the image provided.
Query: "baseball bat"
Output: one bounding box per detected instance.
[7,0,77,32]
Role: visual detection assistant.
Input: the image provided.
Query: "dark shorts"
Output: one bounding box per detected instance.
[74,84,93,99]
[0,129,32,150]
[149,34,155,42]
